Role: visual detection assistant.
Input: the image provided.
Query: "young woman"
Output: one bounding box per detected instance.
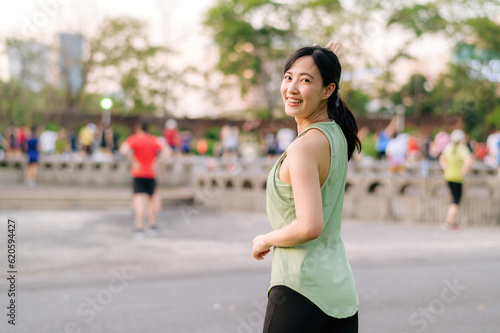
[252,42,361,333]
[439,129,473,230]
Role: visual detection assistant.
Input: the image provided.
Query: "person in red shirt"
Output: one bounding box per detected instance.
[120,122,169,238]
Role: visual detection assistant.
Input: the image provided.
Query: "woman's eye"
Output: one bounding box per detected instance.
[284,75,292,80]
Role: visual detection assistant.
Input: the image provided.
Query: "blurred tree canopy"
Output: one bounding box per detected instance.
[387,0,500,139]
[1,16,185,126]
[2,0,499,140]
[83,17,187,116]
[204,0,499,139]
[204,0,348,117]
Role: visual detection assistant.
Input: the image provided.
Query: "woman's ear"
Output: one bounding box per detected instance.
[323,83,336,100]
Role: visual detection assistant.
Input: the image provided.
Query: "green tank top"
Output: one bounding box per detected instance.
[266,121,359,318]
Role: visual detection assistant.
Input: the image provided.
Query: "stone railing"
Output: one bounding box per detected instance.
[0,157,196,187]
[192,160,500,226]
[1,157,499,225]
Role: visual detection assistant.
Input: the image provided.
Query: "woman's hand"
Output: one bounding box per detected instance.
[325,41,341,56]
[253,235,271,260]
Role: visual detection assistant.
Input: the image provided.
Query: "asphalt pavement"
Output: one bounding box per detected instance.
[0,207,499,333]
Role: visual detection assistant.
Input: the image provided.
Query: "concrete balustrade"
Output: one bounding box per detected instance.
[192,172,268,212]
[0,160,24,185]
[192,160,500,226]
[1,157,499,225]
[0,158,201,187]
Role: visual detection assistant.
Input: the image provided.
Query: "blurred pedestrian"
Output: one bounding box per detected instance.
[386,133,408,174]
[263,129,277,158]
[180,130,193,155]
[98,122,114,155]
[0,131,5,160]
[221,122,239,159]
[485,130,500,170]
[374,118,395,160]
[18,126,28,154]
[276,127,296,154]
[25,126,40,187]
[6,126,21,160]
[55,128,70,160]
[164,119,181,155]
[439,129,473,231]
[432,129,450,159]
[252,42,359,333]
[120,122,169,239]
[39,127,58,155]
[79,123,96,156]
[406,135,420,162]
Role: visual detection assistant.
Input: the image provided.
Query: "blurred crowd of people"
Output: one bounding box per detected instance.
[0,122,120,163]
[370,118,500,175]
[2,118,500,187]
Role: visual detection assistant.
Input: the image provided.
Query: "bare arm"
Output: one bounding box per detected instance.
[462,154,473,176]
[119,141,134,162]
[253,134,325,260]
[439,152,446,170]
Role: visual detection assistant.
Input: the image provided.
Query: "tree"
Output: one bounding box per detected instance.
[204,0,345,117]
[387,2,500,139]
[80,16,183,116]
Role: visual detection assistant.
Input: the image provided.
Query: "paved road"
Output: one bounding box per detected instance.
[0,208,499,333]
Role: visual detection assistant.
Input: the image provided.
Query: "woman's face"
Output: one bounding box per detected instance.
[280,56,334,119]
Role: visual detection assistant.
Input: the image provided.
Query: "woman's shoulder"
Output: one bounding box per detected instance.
[288,128,329,158]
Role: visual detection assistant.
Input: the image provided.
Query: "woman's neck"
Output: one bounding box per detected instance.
[295,110,330,134]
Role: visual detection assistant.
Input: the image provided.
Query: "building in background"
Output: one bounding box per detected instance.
[59,33,84,97]
[7,39,53,92]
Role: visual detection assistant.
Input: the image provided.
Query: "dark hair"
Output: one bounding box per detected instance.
[137,121,149,132]
[284,46,361,160]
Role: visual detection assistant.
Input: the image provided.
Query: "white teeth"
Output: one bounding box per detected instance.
[288,98,302,103]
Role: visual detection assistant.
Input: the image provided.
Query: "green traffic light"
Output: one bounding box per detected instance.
[100,98,113,110]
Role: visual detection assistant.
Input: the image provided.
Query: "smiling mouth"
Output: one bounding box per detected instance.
[287,98,302,104]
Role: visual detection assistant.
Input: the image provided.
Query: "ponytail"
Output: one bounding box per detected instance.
[327,89,362,160]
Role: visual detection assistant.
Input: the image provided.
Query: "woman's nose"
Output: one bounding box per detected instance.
[288,80,299,93]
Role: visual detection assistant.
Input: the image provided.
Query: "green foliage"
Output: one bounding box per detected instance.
[391,74,434,116]
[205,126,220,140]
[148,124,162,137]
[384,2,500,140]
[112,123,132,145]
[45,122,60,132]
[388,4,448,37]
[0,79,66,126]
[342,84,370,115]
[251,108,273,120]
[361,132,377,157]
[486,105,500,129]
[87,17,179,116]
[464,17,500,54]
[204,0,344,116]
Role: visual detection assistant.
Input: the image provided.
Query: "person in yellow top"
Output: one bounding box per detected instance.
[439,129,473,230]
[252,41,361,332]
[78,123,96,156]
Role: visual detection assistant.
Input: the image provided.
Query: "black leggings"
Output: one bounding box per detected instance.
[447,181,462,205]
[263,286,358,333]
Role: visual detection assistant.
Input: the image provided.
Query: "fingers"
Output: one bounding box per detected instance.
[254,249,271,260]
[325,41,341,56]
[252,234,271,260]
[253,248,271,260]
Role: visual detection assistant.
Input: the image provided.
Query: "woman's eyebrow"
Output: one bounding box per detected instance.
[285,71,315,80]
